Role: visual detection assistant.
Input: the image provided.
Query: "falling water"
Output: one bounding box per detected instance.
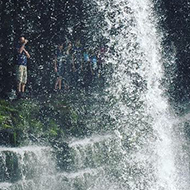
[0,146,56,190]
[95,0,190,189]
[1,0,190,190]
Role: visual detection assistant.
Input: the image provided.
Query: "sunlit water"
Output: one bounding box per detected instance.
[1,0,190,190]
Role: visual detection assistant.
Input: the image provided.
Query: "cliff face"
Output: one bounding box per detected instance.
[1,0,189,102]
[157,0,190,102]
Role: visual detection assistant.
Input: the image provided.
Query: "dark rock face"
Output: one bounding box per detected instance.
[155,0,190,102]
[0,0,84,97]
[0,1,189,102]
[0,150,20,183]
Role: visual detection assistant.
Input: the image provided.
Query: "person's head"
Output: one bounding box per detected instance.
[58,43,63,50]
[75,40,80,46]
[19,36,25,44]
[68,41,72,48]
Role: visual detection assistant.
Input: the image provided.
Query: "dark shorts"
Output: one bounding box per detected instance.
[57,63,65,78]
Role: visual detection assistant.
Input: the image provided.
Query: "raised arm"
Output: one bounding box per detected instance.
[23,49,30,58]
[54,56,57,72]
[18,39,28,54]
[72,54,76,71]
[18,44,25,54]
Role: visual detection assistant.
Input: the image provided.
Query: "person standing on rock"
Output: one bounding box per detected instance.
[54,43,65,91]
[72,40,83,88]
[16,36,30,98]
[54,43,72,91]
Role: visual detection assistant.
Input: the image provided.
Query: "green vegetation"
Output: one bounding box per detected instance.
[0,95,80,146]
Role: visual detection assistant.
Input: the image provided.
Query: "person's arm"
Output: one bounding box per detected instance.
[18,39,28,54]
[81,59,83,71]
[81,50,84,71]
[72,54,76,72]
[90,61,94,75]
[54,57,57,72]
[18,44,25,54]
[97,50,101,59]
[23,49,30,58]
[66,45,72,55]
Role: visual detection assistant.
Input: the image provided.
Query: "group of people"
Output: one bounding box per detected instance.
[53,39,106,92]
[15,36,106,98]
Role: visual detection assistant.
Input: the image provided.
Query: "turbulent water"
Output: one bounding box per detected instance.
[1,0,190,190]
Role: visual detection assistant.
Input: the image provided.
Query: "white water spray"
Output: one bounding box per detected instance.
[93,0,190,189]
[0,0,190,190]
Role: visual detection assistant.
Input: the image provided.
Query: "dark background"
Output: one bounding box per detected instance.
[158,0,190,103]
[0,0,90,97]
[0,0,190,102]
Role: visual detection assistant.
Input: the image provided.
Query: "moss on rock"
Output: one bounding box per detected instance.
[0,94,80,146]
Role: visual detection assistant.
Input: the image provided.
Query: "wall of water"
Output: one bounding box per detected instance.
[0,146,56,190]
[80,0,190,189]
[0,0,190,190]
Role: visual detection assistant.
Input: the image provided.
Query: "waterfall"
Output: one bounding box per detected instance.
[0,146,56,190]
[93,0,190,189]
[1,0,190,190]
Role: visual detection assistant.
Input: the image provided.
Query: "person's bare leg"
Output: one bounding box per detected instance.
[18,82,22,93]
[55,78,59,90]
[58,78,62,90]
[21,83,26,92]
[64,82,69,90]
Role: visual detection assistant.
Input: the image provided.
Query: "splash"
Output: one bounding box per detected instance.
[1,0,190,190]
